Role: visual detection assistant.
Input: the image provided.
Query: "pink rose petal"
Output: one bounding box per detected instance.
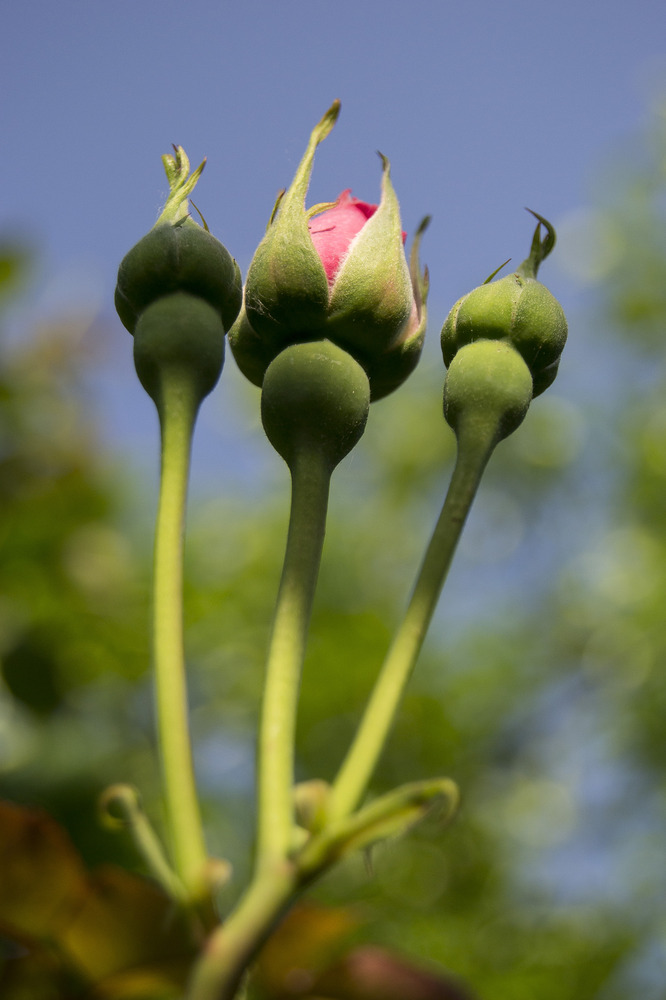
[308,190,377,284]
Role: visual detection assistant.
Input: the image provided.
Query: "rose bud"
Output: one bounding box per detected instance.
[115,146,243,413]
[230,102,428,400]
[115,145,242,336]
[441,211,567,396]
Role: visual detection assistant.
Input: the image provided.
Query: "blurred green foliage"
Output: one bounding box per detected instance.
[2,108,666,998]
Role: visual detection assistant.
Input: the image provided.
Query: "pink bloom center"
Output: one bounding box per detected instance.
[308,190,377,284]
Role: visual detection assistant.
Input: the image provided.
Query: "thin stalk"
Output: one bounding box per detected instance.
[153,376,208,896]
[187,447,331,1000]
[99,784,188,905]
[257,447,332,865]
[186,862,298,1000]
[328,421,499,821]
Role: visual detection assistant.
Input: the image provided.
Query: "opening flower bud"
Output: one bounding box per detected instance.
[441,213,567,396]
[231,104,428,401]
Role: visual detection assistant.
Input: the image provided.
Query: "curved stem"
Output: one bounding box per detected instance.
[153,376,208,897]
[186,862,298,1000]
[257,447,332,866]
[328,419,499,821]
[187,450,331,998]
[99,784,188,904]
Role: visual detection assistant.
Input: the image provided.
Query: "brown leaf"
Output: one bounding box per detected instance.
[314,946,477,1000]
[0,800,88,941]
[0,802,198,998]
[0,943,83,1000]
[254,903,360,998]
[58,865,195,984]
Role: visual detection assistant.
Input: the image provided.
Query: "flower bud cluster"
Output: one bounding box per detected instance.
[116,120,568,446]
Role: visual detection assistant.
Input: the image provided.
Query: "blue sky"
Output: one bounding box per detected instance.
[2,0,666,483]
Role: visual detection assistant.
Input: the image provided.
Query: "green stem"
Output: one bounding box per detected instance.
[99,784,188,904]
[186,862,298,1000]
[257,447,332,865]
[328,420,499,821]
[153,375,208,897]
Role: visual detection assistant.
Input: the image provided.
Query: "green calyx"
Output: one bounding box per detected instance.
[244,102,340,344]
[260,340,370,472]
[443,340,533,443]
[133,293,225,410]
[441,212,567,396]
[116,223,242,335]
[115,147,242,335]
[516,209,556,280]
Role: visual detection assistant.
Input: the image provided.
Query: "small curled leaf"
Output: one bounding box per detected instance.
[297,777,459,878]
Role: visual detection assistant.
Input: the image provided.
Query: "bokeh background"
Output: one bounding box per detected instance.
[2,2,666,998]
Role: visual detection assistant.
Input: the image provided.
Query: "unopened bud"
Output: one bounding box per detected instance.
[441,212,567,396]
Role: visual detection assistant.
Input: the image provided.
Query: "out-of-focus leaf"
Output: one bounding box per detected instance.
[58,865,196,984]
[315,946,477,1000]
[0,944,83,1000]
[0,800,88,940]
[253,903,359,999]
[77,960,190,1000]
[0,802,196,998]
[252,905,475,1000]
[1,624,64,714]
[0,241,31,300]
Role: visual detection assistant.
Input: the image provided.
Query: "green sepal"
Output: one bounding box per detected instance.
[517,209,556,280]
[228,303,277,387]
[362,215,430,401]
[155,145,206,228]
[509,277,568,380]
[326,155,413,357]
[296,778,458,877]
[244,102,340,344]
[483,258,511,284]
[115,222,242,334]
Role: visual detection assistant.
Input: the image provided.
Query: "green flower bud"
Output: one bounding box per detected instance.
[441,212,567,396]
[443,340,533,442]
[231,103,428,401]
[115,146,242,334]
[294,779,330,834]
[260,340,370,472]
[133,293,225,408]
